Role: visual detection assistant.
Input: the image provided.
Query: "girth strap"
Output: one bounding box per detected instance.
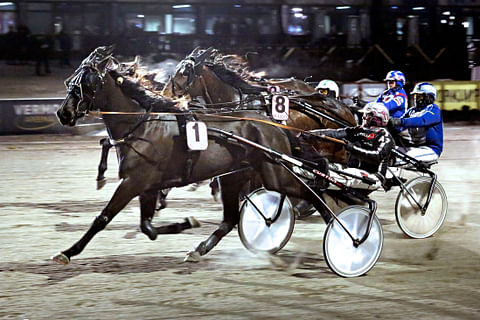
[174,112,200,184]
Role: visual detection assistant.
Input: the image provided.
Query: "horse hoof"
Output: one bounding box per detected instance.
[186,216,201,228]
[184,250,201,263]
[52,253,70,265]
[96,178,107,190]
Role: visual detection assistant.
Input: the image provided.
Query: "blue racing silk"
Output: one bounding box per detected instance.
[395,103,444,156]
[376,87,408,118]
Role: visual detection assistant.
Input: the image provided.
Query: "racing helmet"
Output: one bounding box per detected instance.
[359,102,390,127]
[384,70,406,88]
[315,79,339,99]
[410,82,436,108]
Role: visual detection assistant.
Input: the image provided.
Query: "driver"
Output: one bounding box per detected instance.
[303,102,395,190]
[389,82,443,163]
[376,70,408,118]
[315,79,340,99]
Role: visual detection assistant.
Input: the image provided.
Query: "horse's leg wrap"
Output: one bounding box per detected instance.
[195,222,233,256]
[140,218,157,240]
[62,214,109,259]
[139,191,160,240]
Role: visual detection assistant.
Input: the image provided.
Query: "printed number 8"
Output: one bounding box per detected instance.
[275,96,286,113]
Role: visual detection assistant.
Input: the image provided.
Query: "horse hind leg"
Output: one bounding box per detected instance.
[259,160,334,223]
[140,190,201,241]
[185,222,234,262]
[185,173,245,262]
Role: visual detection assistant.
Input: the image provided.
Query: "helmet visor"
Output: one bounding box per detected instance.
[362,113,382,127]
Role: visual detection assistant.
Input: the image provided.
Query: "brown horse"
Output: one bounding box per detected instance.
[161,47,356,163]
[53,46,332,264]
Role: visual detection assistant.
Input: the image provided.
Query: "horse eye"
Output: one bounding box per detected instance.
[85,74,97,84]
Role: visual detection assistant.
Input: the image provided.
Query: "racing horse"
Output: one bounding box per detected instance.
[95,48,355,183]
[53,46,331,264]
[161,47,356,162]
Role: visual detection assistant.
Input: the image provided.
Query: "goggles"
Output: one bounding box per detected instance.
[318,88,329,95]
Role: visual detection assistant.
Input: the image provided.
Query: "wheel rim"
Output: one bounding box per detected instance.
[323,206,383,277]
[239,188,294,253]
[396,177,448,238]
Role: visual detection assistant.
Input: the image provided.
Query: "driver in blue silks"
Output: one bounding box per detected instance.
[376,70,408,118]
[389,82,444,163]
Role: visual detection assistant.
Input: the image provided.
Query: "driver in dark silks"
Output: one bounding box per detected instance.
[302,102,396,191]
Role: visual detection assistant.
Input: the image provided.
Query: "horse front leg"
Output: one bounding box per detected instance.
[96,138,112,190]
[52,178,139,265]
[185,174,244,262]
[139,190,200,241]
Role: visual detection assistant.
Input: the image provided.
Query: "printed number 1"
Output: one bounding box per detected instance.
[192,122,200,142]
[186,121,208,151]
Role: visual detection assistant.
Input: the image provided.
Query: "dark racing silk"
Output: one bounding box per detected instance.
[309,126,395,176]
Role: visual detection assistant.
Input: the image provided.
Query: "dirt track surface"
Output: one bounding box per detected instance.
[0,126,479,319]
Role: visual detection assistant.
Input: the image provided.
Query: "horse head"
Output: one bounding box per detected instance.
[57,45,119,126]
[165,47,215,97]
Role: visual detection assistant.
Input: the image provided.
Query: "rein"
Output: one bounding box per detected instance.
[290,99,352,128]
[88,110,311,134]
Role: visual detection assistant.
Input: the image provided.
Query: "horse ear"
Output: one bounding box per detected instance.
[188,47,201,58]
[94,45,116,71]
[194,47,214,66]
[104,44,115,56]
[95,45,115,57]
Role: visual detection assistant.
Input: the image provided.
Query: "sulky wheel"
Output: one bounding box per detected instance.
[395,176,448,239]
[323,206,383,278]
[238,188,295,254]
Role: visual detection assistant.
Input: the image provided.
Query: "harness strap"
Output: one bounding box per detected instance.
[109,138,126,146]
[175,112,200,184]
[199,75,214,104]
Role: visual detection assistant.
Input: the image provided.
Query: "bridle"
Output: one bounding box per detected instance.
[168,47,216,99]
[169,57,197,97]
[64,55,117,116]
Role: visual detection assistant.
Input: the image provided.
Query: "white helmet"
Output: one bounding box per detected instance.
[410,82,436,99]
[359,102,389,127]
[315,79,339,99]
[410,82,436,108]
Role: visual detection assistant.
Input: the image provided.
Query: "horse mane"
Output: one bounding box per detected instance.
[107,56,166,94]
[108,69,188,112]
[205,52,265,94]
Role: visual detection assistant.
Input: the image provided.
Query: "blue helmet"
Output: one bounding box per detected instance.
[384,70,406,88]
[410,82,437,100]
